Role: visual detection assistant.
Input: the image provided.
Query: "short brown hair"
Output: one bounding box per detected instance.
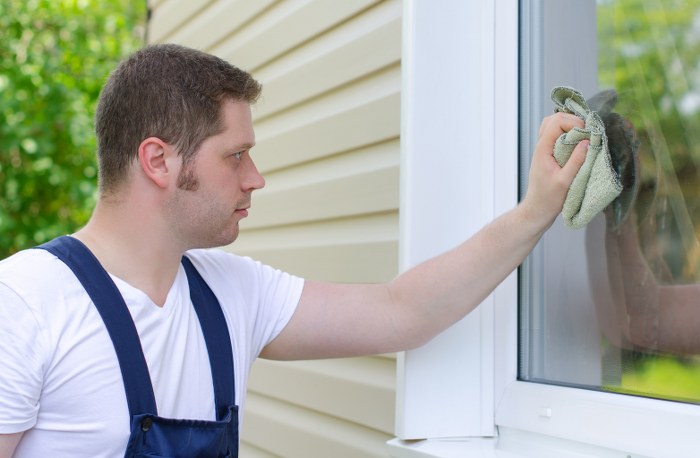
[94,44,262,194]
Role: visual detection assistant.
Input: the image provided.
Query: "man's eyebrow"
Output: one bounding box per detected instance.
[233,142,255,151]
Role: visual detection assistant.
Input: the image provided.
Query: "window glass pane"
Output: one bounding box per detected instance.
[519,0,700,403]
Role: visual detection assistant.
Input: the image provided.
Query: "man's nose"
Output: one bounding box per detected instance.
[243,156,265,191]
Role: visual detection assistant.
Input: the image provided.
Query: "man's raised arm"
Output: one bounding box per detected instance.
[261,113,588,361]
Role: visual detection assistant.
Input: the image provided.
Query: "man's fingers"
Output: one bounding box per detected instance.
[538,112,585,144]
[560,139,588,183]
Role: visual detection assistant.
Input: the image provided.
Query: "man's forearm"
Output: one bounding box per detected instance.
[387,203,547,348]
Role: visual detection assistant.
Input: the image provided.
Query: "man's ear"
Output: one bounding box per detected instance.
[137,137,173,189]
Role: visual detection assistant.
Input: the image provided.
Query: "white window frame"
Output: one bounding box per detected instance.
[389,1,700,457]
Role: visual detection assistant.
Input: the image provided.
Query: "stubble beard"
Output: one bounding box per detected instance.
[167,167,243,250]
[177,160,200,191]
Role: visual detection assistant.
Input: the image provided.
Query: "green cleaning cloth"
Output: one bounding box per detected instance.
[551,86,623,229]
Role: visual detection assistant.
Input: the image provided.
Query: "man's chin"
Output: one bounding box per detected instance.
[188,228,239,250]
[217,226,241,248]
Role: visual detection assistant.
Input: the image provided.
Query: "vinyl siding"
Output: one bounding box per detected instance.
[147,1,401,456]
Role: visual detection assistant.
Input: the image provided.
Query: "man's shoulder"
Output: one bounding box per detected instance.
[0,247,76,295]
[0,247,60,277]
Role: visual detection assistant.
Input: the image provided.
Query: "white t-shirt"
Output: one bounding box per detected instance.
[0,246,304,458]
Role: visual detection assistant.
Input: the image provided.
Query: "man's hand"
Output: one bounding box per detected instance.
[520,112,588,232]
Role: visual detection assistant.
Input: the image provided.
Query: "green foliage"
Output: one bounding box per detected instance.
[597,0,700,403]
[597,0,700,282]
[605,353,700,403]
[0,0,145,257]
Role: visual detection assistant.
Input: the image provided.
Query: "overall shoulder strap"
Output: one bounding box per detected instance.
[181,255,236,421]
[36,236,158,417]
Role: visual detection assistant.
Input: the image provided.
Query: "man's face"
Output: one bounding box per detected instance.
[166,99,265,249]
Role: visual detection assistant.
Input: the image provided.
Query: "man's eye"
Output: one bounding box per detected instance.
[233,152,243,160]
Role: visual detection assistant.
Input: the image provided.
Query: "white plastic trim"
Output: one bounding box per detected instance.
[396,0,503,440]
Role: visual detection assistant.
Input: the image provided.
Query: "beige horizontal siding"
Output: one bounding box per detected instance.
[245,139,399,227]
[246,1,401,118]
[253,67,400,172]
[243,392,393,458]
[238,442,277,458]
[212,0,384,72]
[235,213,398,283]
[147,0,401,454]
[248,356,395,434]
[160,0,278,50]
[148,0,217,43]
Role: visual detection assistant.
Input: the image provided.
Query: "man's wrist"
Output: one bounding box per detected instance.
[512,200,556,240]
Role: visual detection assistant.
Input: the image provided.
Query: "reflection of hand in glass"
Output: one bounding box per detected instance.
[590,92,700,355]
[605,208,700,355]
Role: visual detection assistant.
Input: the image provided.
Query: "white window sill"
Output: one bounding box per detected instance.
[387,428,648,458]
[387,437,506,458]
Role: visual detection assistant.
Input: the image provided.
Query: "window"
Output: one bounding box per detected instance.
[504,0,700,455]
[391,1,700,456]
[520,0,700,407]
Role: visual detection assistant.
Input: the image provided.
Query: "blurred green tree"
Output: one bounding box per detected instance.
[0,0,145,258]
[597,0,700,282]
[596,0,700,402]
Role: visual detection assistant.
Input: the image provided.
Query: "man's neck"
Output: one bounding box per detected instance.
[73,199,184,307]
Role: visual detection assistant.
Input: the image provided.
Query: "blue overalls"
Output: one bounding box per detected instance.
[38,236,239,457]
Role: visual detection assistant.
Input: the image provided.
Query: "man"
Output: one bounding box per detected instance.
[0,44,587,457]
